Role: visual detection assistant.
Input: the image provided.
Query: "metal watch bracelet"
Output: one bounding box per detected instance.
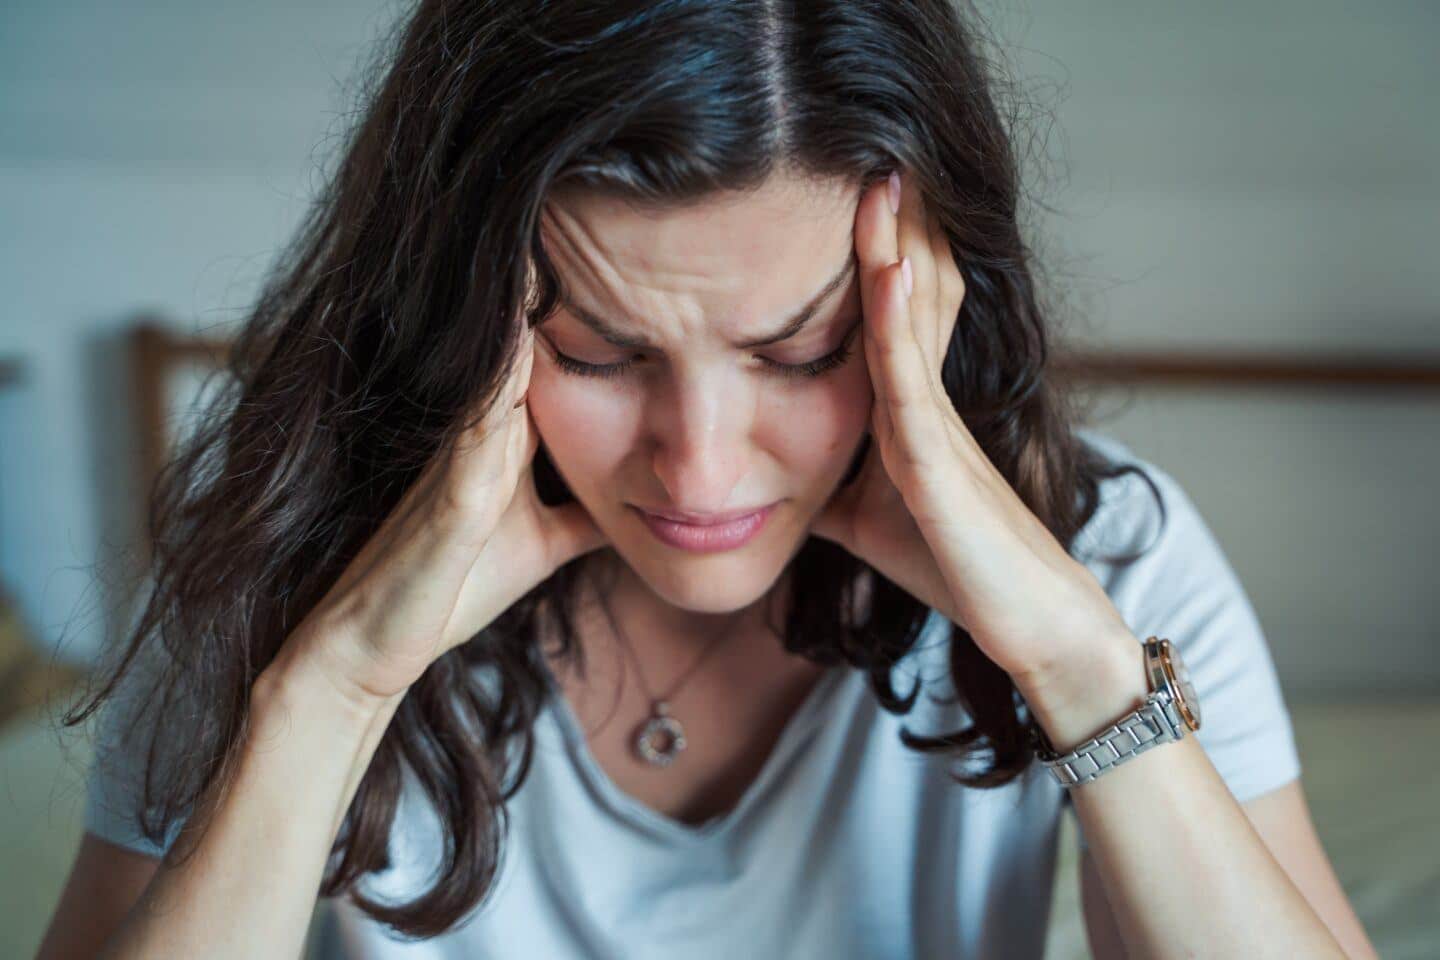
[1032,687,1190,789]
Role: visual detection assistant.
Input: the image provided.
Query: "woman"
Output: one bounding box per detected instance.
[43,1,1373,958]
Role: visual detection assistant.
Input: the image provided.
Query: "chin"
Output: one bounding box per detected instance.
[603,504,806,614]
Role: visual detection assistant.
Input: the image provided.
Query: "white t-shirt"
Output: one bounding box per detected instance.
[84,429,1303,959]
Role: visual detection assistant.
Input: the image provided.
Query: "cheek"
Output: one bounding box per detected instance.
[528,362,636,480]
[529,352,873,481]
[758,365,873,475]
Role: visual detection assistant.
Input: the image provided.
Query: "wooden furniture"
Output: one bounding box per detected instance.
[1053,348,1440,390]
[130,319,233,507]
[0,356,87,732]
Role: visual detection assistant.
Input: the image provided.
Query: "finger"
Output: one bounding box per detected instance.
[444,393,524,524]
[808,493,852,549]
[855,170,901,332]
[856,168,937,402]
[449,324,531,470]
[456,379,519,465]
[506,394,531,474]
[862,260,948,473]
[927,208,963,374]
[542,500,608,571]
[509,324,535,408]
[893,169,939,371]
[810,437,872,549]
[522,397,540,465]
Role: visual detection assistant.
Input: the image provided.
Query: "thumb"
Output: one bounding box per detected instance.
[543,500,610,570]
[809,480,856,549]
[811,437,874,549]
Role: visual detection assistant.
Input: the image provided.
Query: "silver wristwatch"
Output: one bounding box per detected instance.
[1031,636,1203,789]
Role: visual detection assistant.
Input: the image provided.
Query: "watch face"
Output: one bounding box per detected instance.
[1165,642,1202,730]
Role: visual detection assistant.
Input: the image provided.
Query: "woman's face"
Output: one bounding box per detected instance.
[529,173,873,614]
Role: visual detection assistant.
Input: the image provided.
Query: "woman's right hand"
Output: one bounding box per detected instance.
[276,319,608,707]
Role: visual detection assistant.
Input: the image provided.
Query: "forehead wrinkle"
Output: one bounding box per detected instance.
[538,184,859,351]
[551,240,859,352]
[540,202,695,342]
[541,202,638,320]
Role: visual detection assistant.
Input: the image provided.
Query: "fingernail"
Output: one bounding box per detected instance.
[887,170,901,216]
[901,256,913,298]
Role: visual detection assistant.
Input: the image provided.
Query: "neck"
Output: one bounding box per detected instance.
[542,550,801,693]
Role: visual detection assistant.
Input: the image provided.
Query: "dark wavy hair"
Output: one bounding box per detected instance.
[63,0,1163,941]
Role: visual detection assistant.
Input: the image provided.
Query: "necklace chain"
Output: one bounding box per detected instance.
[600,594,744,767]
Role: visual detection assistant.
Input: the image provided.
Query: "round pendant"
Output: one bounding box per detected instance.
[634,701,687,767]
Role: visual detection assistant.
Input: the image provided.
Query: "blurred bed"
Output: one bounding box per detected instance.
[1043,698,1440,959]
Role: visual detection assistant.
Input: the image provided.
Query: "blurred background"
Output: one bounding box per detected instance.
[1,1,1435,957]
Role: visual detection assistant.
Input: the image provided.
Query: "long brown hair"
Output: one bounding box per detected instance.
[64,0,1162,938]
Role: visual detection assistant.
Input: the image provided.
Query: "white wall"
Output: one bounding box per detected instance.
[1003,2,1440,695]
[1,1,1435,694]
[0,0,401,664]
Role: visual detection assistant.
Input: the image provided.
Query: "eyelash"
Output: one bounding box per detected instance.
[549,323,860,382]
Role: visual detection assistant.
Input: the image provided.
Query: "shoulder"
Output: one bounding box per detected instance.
[1070,428,1231,606]
[1068,428,1260,667]
[1069,429,1304,807]
[1071,428,1179,557]
[83,631,196,859]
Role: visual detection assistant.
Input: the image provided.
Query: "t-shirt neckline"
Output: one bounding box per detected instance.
[540,659,854,845]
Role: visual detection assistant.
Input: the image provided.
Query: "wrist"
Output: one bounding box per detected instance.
[247,632,408,845]
[1015,629,1149,756]
[257,629,409,729]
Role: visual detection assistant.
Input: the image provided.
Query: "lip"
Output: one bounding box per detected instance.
[635,503,776,524]
[632,502,778,553]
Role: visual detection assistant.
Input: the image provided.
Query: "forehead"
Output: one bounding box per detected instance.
[538,175,860,319]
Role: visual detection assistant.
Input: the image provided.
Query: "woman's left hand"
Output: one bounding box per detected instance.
[810,167,1134,693]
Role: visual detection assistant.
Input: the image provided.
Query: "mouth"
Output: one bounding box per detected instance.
[631,502,779,553]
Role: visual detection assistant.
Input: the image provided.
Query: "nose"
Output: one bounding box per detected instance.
[647,369,756,514]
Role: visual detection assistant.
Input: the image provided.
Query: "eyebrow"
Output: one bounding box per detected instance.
[559,249,859,350]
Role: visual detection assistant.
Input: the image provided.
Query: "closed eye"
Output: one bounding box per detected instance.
[547,317,861,382]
